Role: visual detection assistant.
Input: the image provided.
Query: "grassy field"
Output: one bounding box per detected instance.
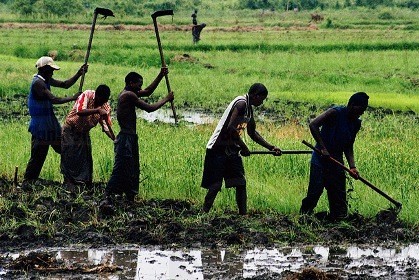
[0,8,417,226]
[0,24,417,112]
[0,113,417,224]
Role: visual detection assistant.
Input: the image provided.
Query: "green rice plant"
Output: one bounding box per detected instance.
[0,107,417,225]
[0,11,417,228]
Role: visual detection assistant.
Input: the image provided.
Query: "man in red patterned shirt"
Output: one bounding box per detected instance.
[61,84,115,190]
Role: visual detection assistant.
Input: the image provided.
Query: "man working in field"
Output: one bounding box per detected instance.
[191,8,206,44]
[300,92,369,221]
[61,85,115,191]
[201,83,281,215]
[101,69,173,207]
[22,56,88,190]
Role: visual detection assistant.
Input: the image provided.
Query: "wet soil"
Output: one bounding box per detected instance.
[0,95,417,279]
[0,94,415,125]
[0,177,418,279]
[0,177,417,252]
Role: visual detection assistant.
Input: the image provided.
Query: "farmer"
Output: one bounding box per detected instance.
[191,9,198,25]
[201,83,281,215]
[192,23,206,44]
[101,69,174,206]
[191,8,206,44]
[61,85,115,190]
[300,92,369,221]
[22,56,88,190]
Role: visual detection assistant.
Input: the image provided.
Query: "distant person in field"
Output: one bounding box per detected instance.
[191,9,198,25]
[22,56,88,190]
[61,84,115,190]
[101,69,174,207]
[201,83,281,215]
[192,23,206,44]
[191,9,206,44]
[300,92,369,221]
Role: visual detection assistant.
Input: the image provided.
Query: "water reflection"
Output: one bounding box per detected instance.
[137,108,215,125]
[1,244,418,279]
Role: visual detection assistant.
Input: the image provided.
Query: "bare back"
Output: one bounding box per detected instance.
[116,90,138,134]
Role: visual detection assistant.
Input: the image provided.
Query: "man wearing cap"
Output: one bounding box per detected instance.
[300,92,370,221]
[22,56,88,189]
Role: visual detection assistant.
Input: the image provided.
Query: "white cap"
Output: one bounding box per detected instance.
[35,56,60,70]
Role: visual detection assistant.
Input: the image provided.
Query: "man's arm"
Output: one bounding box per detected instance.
[49,64,88,89]
[344,144,359,179]
[138,67,168,97]
[76,108,108,117]
[32,80,78,104]
[226,101,250,154]
[247,117,281,155]
[309,108,337,156]
[99,119,116,140]
[135,91,174,113]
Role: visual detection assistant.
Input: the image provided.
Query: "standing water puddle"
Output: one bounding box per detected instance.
[137,108,215,124]
[1,244,417,279]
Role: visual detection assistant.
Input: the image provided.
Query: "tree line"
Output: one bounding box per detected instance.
[1,0,417,17]
[239,0,418,11]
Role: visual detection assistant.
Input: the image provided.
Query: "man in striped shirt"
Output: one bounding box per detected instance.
[60,85,115,190]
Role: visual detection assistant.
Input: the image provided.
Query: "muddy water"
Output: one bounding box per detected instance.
[1,243,417,279]
[137,108,215,125]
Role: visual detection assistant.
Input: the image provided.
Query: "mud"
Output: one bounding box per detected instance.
[0,177,417,251]
[0,173,418,279]
[0,22,318,33]
[0,95,415,125]
[0,244,417,279]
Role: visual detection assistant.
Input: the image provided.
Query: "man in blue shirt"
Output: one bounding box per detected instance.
[300,92,369,221]
[22,56,87,190]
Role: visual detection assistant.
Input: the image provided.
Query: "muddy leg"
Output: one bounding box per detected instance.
[236,185,247,215]
[300,162,324,214]
[326,171,347,221]
[24,137,50,181]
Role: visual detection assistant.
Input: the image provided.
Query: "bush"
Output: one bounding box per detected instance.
[378,10,393,19]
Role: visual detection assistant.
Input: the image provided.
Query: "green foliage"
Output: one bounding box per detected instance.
[344,0,352,7]
[40,0,84,16]
[378,10,394,19]
[0,6,417,225]
[144,0,177,11]
[12,0,37,15]
[13,0,85,16]
[238,0,283,10]
[299,0,322,10]
[5,0,419,17]
[354,0,395,8]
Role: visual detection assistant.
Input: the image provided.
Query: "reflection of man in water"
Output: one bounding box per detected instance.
[191,9,206,44]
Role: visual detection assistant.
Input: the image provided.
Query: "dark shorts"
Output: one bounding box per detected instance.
[201,148,246,191]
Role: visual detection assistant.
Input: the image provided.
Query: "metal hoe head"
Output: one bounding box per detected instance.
[151,9,174,19]
[94,7,114,18]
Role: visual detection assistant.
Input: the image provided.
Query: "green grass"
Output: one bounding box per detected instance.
[1,6,418,29]
[0,26,417,112]
[0,113,417,225]
[0,10,417,227]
